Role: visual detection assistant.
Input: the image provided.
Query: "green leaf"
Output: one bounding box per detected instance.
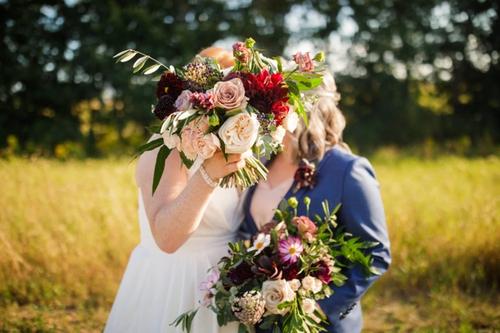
[119,51,137,62]
[135,138,163,158]
[143,64,161,75]
[133,56,148,73]
[152,145,171,195]
[179,151,194,168]
[238,323,248,333]
[286,80,300,96]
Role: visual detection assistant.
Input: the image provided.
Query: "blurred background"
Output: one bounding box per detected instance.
[0,0,498,332]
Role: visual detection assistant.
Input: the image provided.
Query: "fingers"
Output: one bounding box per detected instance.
[225,159,246,173]
[226,153,243,163]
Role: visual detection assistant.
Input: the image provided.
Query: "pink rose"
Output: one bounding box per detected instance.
[212,78,248,110]
[292,216,317,242]
[194,133,220,160]
[174,90,193,111]
[293,52,314,72]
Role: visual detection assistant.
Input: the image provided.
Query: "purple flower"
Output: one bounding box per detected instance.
[278,237,303,264]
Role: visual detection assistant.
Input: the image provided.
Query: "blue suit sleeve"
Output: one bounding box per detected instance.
[318,157,391,323]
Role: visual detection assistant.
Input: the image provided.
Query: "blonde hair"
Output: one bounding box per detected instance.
[294,71,350,161]
[198,46,235,69]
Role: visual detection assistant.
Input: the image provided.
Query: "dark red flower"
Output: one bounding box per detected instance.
[156,71,184,99]
[228,262,254,285]
[252,255,282,280]
[293,159,317,192]
[242,69,289,125]
[153,94,176,120]
[312,260,332,284]
[282,262,301,280]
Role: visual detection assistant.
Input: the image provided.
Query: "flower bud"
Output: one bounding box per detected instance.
[288,197,298,209]
[313,51,325,62]
[303,196,311,207]
[245,37,256,48]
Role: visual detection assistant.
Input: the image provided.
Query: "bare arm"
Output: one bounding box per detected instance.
[136,140,245,253]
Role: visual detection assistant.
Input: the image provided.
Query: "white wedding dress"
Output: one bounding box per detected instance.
[105,160,242,333]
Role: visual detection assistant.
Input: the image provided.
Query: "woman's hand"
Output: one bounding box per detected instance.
[202,152,246,181]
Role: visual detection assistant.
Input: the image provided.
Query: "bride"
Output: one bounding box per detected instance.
[105,48,243,333]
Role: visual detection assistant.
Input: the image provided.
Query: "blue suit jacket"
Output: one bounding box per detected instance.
[239,147,391,333]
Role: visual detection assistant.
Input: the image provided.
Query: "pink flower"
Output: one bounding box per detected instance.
[233,41,251,64]
[212,78,248,110]
[278,237,303,264]
[199,267,220,306]
[174,90,193,111]
[194,133,220,160]
[292,216,317,242]
[293,52,314,72]
[190,92,215,110]
[180,117,209,160]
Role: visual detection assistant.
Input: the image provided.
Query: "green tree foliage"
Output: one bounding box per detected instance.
[0,0,498,156]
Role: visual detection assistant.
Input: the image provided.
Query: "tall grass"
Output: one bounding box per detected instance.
[0,155,499,331]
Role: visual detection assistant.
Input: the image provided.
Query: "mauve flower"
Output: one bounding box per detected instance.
[278,237,303,264]
[293,52,314,72]
[174,90,193,111]
[199,267,220,306]
[292,216,318,242]
[212,78,248,110]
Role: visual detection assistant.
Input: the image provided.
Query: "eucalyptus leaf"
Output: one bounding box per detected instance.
[143,64,161,75]
[113,49,131,58]
[119,51,137,62]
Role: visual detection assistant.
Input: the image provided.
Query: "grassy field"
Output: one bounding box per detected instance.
[0,155,499,332]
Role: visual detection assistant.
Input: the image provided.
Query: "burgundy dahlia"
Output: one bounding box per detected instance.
[228,262,254,285]
[242,69,289,125]
[156,71,184,99]
[282,262,300,280]
[153,94,176,120]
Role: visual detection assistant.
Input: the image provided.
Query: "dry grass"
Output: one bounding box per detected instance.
[0,155,499,332]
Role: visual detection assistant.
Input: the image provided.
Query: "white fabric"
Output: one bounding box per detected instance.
[105,159,242,333]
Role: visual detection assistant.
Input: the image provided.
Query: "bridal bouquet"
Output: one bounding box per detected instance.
[114,38,325,194]
[172,197,378,333]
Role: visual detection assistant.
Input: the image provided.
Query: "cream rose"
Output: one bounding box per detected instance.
[174,90,193,111]
[218,112,259,154]
[301,276,323,294]
[301,298,316,315]
[194,133,220,159]
[288,279,301,292]
[212,78,248,110]
[180,117,210,160]
[261,279,296,315]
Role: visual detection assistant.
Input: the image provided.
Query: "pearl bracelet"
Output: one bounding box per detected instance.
[199,164,219,188]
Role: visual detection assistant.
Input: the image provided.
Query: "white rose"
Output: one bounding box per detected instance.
[261,279,296,315]
[301,276,323,294]
[288,279,301,292]
[162,132,180,150]
[218,112,259,154]
[270,126,286,143]
[301,298,316,315]
[282,111,299,133]
[194,133,220,160]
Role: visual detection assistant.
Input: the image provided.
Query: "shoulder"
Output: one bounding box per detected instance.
[318,146,378,184]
